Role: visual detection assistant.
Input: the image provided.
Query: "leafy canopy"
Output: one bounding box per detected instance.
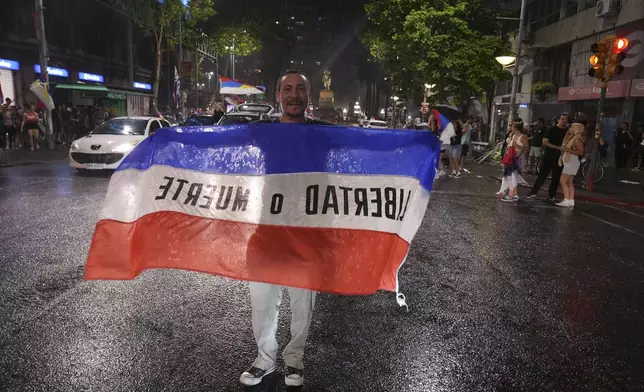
[364,0,509,101]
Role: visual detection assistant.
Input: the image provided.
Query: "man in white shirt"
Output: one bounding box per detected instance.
[437,121,455,177]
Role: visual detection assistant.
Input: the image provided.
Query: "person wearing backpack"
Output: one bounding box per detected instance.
[22,104,41,151]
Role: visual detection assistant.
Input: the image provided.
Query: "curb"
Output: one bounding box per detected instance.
[486,175,644,208]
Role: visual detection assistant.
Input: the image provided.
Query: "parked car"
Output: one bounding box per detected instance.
[217,112,263,125]
[364,120,389,129]
[69,116,169,170]
[235,103,275,115]
[183,115,217,126]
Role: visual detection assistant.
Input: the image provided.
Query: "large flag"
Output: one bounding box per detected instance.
[29,71,54,110]
[84,124,440,301]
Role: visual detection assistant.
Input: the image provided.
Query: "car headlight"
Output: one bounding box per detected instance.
[71,142,80,151]
[113,142,137,153]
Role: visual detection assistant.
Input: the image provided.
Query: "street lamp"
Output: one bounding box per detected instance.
[207,71,214,92]
[495,56,516,67]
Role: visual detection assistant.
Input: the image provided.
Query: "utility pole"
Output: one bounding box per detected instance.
[231,37,236,80]
[586,35,629,191]
[35,0,53,150]
[127,16,134,88]
[508,0,526,123]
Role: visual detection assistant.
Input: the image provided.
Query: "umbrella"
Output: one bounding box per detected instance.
[219,77,264,95]
[433,104,462,121]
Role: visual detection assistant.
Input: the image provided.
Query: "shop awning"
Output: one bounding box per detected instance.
[109,88,153,97]
[54,83,108,92]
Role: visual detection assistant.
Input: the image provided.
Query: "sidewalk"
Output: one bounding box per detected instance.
[469,161,644,207]
[0,146,69,168]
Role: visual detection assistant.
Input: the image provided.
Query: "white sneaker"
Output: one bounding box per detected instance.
[438,170,446,177]
[285,366,304,387]
[240,366,276,386]
[556,199,574,207]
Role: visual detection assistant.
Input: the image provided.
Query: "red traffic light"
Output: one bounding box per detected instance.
[612,37,629,52]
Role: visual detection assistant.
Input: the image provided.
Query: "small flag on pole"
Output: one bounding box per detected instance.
[30,70,54,110]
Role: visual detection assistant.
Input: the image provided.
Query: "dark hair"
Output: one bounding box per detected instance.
[538,117,545,123]
[276,69,310,92]
[513,122,524,132]
[560,112,569,118]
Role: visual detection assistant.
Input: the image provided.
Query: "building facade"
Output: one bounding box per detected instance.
[491,0,644,150]
[0,0,155,116]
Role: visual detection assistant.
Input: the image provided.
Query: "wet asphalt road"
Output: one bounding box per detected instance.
[1,161,643,392]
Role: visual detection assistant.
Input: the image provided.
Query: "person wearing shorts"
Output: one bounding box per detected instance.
[447,120,463,177]
[527,118,545,174]
[22,104,40,151]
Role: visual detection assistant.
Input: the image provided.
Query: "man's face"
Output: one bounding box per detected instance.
[623,123,629,130]
[557,115,568,128]
[277,73,309,118]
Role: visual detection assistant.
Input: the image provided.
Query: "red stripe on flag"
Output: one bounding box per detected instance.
[84,212,410,295]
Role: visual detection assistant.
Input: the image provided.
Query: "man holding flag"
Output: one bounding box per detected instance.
[239,70,328,387]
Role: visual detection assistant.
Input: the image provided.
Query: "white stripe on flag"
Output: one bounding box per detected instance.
[101,166,430,243]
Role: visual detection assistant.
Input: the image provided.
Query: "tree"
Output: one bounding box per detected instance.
[364,0,509,105]
[126,0,215,105]
[209,25,261,58]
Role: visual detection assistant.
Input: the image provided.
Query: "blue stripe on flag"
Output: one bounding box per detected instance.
[119,124,440,190]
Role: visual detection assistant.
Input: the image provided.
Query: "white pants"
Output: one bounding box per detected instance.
[250,282,316,370]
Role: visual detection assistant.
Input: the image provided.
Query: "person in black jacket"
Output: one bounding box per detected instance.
[526,113,569,201]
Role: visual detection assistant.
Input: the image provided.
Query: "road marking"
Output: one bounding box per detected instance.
[599,204,644,219]
[578,211,644,239]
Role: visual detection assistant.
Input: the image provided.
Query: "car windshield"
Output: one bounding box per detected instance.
[219,114,260,125]
[237,104,272,114]
[91,119,148,135]
[184,116,215,126]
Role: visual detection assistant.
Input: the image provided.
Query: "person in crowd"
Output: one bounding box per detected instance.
[1,100,13,149]
[526,113,569,201]
[557,123,585,207]
[447,119,463,177]
[6,106,21,149]
[527,118,546,174]
[614,126,631,169]
[497,121,529,202]
[460,116,473,173]
[239,70,325,388]
[438,118,454,177]
[630,123,643,170]
[22,104,41,151]
[633,123,644,171]
[94,104,106,126]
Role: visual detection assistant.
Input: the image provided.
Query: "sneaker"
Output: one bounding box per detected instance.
[500,195,517,202]
[285,366,304,387]
[556,199,573,207]
[632,167,640,172]
[461,168,471,174]
[239,366,276,386]
[438,170,446,177]
[546,197,555,203]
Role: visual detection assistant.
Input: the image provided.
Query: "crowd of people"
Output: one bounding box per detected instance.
[492,112,641,208]
[0,98,46,151]
[0,98,113,151]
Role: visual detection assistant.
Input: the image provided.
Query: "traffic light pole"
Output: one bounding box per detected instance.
[586,83,606,192]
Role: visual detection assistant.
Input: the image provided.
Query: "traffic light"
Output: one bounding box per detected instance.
[607,37,629,77]
[588,41,607,80]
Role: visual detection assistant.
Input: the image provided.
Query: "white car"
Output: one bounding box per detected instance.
[235,103,275,115]
[217,112,263,125]
[364,120,389,129]
[69,116,171,170]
